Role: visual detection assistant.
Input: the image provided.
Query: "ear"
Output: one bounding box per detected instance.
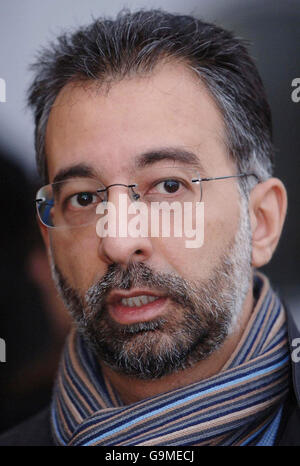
[249,178,287,268]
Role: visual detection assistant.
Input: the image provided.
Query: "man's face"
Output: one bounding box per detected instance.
[44,61,252,378]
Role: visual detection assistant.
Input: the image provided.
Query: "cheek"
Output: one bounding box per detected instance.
[203,197,241,261]
[150,236,207,280]
[49,227,102,292]
[152,198,240,279]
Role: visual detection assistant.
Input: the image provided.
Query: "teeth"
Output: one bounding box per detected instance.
[121,295,159,307]
[148,296,158,303]
[132,296,141,306]
[140,295,149,305]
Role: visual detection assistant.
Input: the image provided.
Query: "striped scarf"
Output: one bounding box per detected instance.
[51,272,290,446]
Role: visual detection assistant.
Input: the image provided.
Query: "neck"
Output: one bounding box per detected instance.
[100,283,254,405]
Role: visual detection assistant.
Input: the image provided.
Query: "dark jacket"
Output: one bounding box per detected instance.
[0,308,299,446]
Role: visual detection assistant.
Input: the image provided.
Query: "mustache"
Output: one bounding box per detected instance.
[85,262,200,313]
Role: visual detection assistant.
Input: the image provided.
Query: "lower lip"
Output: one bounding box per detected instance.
[108,297,168,325]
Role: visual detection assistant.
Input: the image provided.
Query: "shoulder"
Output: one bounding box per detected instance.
[0,406,54,446]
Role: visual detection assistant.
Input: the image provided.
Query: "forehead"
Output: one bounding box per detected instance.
[45,61,232,181]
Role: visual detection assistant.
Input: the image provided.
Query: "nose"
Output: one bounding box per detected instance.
[97,185,153,266]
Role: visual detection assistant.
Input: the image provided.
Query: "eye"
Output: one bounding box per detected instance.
[69,192,99,208]
[154,179,181,194]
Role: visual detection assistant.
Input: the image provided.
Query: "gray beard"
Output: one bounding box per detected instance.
[50,194,252,380]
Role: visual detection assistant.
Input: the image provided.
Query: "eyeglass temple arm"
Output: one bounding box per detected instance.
[193,173,259,183]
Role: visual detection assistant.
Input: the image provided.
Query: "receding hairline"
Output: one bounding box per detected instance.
[44,57,231,177]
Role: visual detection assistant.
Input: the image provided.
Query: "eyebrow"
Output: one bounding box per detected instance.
[51,148,205,184]
[134,148,205,172]
[52,163,99,184]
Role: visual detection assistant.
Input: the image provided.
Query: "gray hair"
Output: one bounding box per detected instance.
[28,9,274,193]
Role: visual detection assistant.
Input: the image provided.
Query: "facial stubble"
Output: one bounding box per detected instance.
[50,194,252,380]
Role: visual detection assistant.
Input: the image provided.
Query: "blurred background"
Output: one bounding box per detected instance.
[0,0,299,432]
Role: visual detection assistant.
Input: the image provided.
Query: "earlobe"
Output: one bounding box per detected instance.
[249,178,287,268]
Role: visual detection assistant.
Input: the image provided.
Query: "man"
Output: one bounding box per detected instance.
[0,9,299,446]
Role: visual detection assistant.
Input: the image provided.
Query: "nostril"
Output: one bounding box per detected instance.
[135,249,143,255]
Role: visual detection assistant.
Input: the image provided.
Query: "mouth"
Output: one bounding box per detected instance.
[107,290,168,325]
